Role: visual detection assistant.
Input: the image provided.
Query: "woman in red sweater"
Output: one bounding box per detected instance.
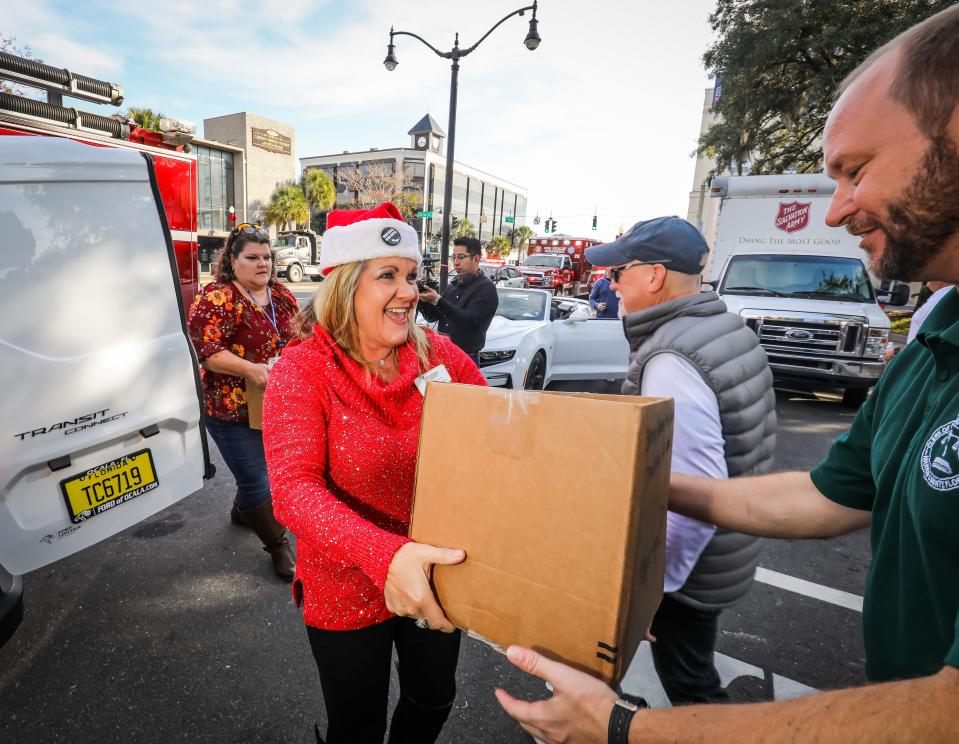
[262,203,487,744]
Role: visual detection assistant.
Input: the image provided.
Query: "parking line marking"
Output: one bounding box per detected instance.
[621,645,822,705]
[755,567,863,612]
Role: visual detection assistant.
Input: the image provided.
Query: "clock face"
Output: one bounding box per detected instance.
[431,136,440,149]
[417,136,427,147]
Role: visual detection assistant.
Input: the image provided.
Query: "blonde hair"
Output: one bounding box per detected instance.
[308,260,432,374]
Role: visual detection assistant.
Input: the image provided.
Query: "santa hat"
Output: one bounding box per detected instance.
[320,202,421,275]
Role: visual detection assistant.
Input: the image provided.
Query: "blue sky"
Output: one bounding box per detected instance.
[4,0,716,239]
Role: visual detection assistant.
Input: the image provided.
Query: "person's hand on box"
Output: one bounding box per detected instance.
[495,646,619,744]
[385,542,465,632]
[245,362,270,388]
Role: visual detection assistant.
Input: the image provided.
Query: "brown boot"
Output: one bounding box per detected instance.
[242,500,296,582]
[230,496,250,528]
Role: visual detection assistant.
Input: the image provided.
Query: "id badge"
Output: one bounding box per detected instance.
[414,364,452,396]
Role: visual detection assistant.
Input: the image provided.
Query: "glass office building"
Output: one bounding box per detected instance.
[301,115,528,250]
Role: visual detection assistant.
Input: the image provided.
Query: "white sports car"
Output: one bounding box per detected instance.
[479,288,630,389]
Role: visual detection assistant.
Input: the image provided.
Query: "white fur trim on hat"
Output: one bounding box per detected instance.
[320,218,421,274]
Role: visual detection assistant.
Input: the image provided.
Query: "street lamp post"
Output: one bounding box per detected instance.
[384,1,541,291]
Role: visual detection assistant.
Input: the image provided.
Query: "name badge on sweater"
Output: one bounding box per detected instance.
[414,364,452,396]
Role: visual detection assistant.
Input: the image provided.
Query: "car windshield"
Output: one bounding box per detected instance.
[272,235,297,248]
[721,255,874,303]
[524,255,563,268]
[479,264,500,278]
[496,289,548,321]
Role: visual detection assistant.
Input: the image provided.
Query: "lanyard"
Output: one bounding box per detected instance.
[242,285,285,347]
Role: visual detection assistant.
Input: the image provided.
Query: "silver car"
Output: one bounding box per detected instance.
[480,263,525,287]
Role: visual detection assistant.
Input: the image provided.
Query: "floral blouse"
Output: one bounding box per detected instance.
[188,281,299,423]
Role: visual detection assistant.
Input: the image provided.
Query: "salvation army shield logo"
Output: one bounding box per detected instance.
[775,201,811,234]
[920,414,959,491]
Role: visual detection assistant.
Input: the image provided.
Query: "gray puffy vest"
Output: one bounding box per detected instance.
[622,292,776,610]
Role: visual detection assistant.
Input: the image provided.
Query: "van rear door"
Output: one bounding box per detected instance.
[0,136,206,575]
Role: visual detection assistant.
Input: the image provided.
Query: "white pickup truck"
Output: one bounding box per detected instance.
[701,174,898,408]
[272,229,322,283]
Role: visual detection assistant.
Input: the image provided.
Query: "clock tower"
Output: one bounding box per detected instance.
[408,113,446,155]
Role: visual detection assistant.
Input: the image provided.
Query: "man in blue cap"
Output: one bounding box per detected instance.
[577,215,777,706]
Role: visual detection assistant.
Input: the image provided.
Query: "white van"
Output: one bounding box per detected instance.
[701,174,894,407]
[0,136,209,643]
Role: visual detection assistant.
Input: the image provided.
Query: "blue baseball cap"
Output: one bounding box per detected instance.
[584,216,708,275]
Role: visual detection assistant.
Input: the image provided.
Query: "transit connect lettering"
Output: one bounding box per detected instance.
[13,409,129,440]
[64,411,128,436]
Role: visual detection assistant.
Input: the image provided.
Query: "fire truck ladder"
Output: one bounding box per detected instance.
[0,51,129,139]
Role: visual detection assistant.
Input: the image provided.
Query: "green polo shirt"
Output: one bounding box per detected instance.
[811,288,959,682]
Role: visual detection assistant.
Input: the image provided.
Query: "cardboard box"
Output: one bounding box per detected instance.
[410,383,673,684]
[245,382,264,430]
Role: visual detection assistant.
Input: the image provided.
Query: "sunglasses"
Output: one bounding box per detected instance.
[609,259,670,282]
[232,223,270,239]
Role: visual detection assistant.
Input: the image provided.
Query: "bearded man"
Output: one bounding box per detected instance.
[496,6,959,743]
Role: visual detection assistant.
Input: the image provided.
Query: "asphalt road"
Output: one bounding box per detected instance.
[0,379,869,744]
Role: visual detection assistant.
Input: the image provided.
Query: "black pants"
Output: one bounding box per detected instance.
[306,618,461,744]
[649,593,728,706]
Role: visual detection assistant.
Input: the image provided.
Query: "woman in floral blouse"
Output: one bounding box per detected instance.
[188,224,299,580]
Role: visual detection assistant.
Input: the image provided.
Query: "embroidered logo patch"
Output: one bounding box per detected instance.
[920,415,959,491]
[381,227,402,246]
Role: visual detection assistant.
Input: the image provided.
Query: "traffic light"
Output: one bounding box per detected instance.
[552,219,559,233]
[592,214,597,231]
[451,215,460,230]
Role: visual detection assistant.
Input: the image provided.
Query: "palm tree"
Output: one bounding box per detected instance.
[301,168,336,213]
[508,225,535,257]
[453,218,476,239]
[265,183,309,231]
[486,235,511,258]
[126,107,164,132]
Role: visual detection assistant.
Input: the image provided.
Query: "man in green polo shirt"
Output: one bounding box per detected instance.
[809,297,959,682]
[496,6,959,743]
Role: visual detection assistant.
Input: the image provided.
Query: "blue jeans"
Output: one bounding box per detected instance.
[204,415,271,511]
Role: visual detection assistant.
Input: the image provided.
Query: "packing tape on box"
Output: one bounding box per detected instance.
[466,628,506,654]
[486,389,538,460]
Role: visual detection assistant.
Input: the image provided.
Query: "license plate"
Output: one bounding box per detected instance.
[60,449,159,524]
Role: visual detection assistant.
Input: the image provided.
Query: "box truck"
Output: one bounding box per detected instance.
[701,174,899,407]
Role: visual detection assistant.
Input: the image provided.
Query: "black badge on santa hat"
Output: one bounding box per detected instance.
[381,227,402,246]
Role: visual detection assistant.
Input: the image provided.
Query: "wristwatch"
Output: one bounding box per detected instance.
[608,694,647,744]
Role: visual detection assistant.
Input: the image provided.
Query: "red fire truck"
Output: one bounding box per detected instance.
[522,235,605,296]
[0,53,199,309]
